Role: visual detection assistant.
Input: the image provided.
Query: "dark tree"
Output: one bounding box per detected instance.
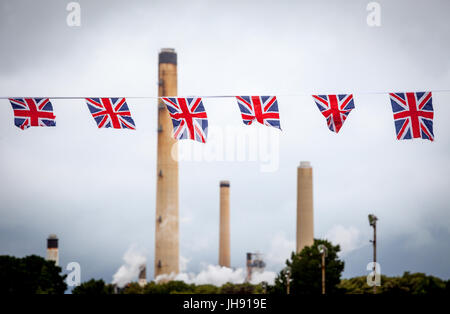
[273,239,345,295]
[220,282,264,294]
[0,255,67,294]
[193,284,220,294]
[339,272,449,294]
[72,278,113,294]
[143,280,194,294]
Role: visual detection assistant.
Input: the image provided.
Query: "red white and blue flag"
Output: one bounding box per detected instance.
[9,98,56,130]
[312,94,355,133]
[161,97,208,143]
[389,92,434,141]
[85,98,136,130]
[236,96,281,130]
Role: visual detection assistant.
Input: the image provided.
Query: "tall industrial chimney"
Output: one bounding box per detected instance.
[296,161,314,253]
[155,48,179,278]
[46,234,59,266]
[219,180,230,267]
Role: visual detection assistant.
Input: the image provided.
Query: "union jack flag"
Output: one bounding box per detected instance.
[85,98,136,130]
[9,98,56,130]
[389,92,434,141]
[312,94,355,133]
[235,96,281,130]
[161,97,208,143]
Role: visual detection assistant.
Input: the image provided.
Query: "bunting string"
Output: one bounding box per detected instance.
[1,89,450,99]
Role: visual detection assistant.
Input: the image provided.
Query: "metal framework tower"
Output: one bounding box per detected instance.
[138,265,147,287]
[245,252,266,282]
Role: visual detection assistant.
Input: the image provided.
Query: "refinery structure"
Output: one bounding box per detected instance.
[138,265,147,287]
[42,50,316,285]
[246,252,266,282]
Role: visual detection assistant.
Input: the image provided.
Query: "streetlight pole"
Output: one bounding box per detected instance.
[321,252,325,294]
[318,244,328,295]
[368,214,378,294]
[285,267,291,294]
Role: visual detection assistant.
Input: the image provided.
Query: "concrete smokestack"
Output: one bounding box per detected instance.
[219,180,230,267]
[296,161,314,253]
[155,48,179,278]
[46,234,59,266]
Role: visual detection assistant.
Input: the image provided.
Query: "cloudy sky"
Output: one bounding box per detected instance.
[0,0,449,285]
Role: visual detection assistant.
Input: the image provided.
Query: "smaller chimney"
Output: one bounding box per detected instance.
[219,180,230,267]
[296,161,314,253]
[46,234,59,266]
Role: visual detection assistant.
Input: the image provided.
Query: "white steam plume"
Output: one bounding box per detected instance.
[155,257,276,286]
[112,244,147,288]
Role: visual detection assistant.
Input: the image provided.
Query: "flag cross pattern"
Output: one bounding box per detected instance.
[161,97,208,143]
[389,92,434,141]
[312,94,355,133]
[236,96,281,130]
[85,98,136,130]
[8,98,56,130]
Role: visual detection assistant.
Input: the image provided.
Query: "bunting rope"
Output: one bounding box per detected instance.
[0,89,449,100]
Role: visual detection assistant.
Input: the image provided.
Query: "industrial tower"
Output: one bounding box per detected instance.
[154,48,179,278]
[46,234,59,266]
[296,161,314,253]
[219,181,230,267]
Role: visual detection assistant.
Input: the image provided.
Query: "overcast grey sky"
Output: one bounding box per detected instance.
[0,0,449,284]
